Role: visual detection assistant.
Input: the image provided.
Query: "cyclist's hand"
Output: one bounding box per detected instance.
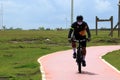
[68,38,72,43]
[87,38,91,42]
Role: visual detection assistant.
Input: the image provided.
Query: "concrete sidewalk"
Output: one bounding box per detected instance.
[38,45,120,80]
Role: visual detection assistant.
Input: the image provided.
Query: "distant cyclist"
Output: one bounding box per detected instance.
[68,15,91,66]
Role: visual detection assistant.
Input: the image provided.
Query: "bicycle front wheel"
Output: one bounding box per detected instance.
[78,61,81,73]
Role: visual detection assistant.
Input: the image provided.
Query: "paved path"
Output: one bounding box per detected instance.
[38,46,120,80]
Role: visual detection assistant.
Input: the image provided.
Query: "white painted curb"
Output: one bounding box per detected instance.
[100,53,120,74]
[37,56,46,80]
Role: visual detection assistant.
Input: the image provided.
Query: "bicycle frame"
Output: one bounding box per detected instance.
[76,39,86,73]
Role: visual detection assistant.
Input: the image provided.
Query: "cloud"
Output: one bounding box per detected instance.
[95,0,112,12]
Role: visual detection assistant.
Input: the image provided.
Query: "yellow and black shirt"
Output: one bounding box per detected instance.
[68,21,91,40]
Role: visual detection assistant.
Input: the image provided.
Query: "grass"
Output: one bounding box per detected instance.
[102,50,120,71]
[0,30,119,80]
[89,30,120,46]
[0,30,70,80]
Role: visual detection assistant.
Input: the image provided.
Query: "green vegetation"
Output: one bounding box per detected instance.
[102,50,120,71]
[89,30,120,46]
[0,30,119,80]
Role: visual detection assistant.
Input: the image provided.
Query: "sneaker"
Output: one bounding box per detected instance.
[82,60,86,67]
[73,52,76,59]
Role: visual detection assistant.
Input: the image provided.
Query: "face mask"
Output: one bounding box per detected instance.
[77,22,83,25]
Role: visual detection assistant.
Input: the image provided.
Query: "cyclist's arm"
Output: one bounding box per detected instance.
[68,28,73,38]
[86,24,91,39]
[68,26,74,38]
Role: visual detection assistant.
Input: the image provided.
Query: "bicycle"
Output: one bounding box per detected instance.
[76,39,87,73]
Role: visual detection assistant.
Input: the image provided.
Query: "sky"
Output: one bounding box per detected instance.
[0,0,119,30]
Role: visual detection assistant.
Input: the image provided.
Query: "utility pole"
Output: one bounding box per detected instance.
[65,17,68,28]
[118,0,120,37]
[0,0,3,30]
[71,0,74,24]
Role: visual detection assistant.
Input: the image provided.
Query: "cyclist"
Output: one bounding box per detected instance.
[68,15,91,67]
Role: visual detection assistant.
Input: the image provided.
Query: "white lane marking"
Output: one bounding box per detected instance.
[37,56,46,80]
[100,53,120,74]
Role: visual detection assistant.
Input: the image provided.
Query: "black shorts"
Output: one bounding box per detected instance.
[72,36,87,47]
[78,40,86,47]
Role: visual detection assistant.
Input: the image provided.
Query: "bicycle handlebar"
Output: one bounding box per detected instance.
[76,38,89,42]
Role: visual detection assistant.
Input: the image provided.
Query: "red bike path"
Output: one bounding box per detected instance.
[38,45,120,80]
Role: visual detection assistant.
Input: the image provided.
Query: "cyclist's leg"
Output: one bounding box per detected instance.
[82,47,86,60]
[81,41,87,67]
[71,38,77,58]
[72,41,76,49]
[72,41,76,53]
[81,40,86,59]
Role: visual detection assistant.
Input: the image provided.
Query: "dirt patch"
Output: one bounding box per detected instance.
[0,76,13,80]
